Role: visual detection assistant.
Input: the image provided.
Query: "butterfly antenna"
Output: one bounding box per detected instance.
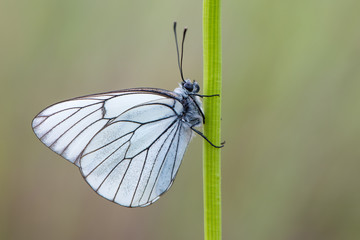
[173,22,186,82]
[180,27,188,81]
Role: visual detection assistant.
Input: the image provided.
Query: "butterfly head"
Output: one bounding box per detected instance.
[182,79,200,94]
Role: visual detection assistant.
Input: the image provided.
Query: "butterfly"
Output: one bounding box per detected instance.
[32,22,223,207]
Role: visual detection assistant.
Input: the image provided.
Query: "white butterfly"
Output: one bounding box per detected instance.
[32,22,222,207]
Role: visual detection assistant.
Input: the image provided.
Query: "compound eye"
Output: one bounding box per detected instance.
[184,82,193,92]
[193,83,200,93]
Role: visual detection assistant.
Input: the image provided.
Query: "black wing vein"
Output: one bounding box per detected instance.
[147,121,181,203]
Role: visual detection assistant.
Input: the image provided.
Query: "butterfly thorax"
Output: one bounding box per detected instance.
[174,79,203,128]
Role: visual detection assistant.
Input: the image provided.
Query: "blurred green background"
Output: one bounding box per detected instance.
[1,0,360,239]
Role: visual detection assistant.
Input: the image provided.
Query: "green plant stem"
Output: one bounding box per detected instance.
[203,0,222,239]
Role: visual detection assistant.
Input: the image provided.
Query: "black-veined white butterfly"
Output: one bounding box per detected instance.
[32,22,223,207]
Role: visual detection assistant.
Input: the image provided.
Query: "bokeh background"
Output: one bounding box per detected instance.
[1,0,360,239]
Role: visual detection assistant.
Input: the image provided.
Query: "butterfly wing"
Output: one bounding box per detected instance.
[32,89,193,207]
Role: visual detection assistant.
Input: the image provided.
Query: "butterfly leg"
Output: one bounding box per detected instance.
[190,93,220,98]
[190,126,225,148]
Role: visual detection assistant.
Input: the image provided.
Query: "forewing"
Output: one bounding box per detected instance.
[79,98,193,207]
[32,90,169,166]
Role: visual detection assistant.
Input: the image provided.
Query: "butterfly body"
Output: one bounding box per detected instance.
[174,80,203,127]
[32,79,204,207]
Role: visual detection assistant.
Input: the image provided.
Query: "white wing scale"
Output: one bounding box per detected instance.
[32,90,194,207]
